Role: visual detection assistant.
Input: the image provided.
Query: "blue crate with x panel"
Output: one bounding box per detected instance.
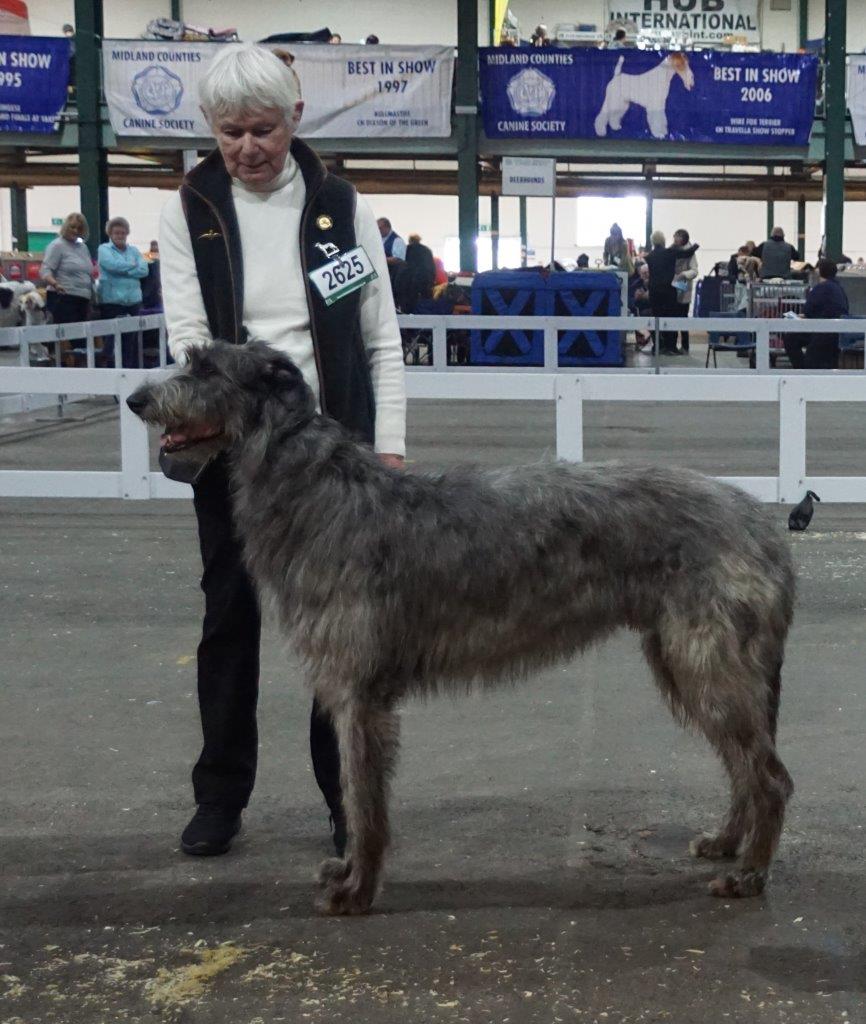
[548,271,624,367]
[469,271,551,365]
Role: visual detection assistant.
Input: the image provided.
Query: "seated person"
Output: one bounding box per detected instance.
[783,258,849,369]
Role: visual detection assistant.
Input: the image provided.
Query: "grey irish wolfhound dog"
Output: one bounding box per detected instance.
[128,341,795,916]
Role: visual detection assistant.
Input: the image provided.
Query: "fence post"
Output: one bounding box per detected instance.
[755,321,771,373]
[117,373,151,499]
[778,376,807,503]
[555,375,583,462]
[543,321,558,370]
[158,320,168,368]
[431,318,448,368]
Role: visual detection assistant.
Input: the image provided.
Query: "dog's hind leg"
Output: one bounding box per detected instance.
[594,96,610,136]
[317,697,400,915]
[642,629,793,892]
[643,630,744,855]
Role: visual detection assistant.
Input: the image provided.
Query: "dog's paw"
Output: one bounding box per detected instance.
[689,834,739,861]
[708,869,766,899]
[317,857,351,887]
[315,871,375,916]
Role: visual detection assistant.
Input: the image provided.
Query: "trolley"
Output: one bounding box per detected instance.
[748,280,808,366]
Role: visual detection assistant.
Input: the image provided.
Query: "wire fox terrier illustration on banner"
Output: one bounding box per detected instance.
[595,53,694,140]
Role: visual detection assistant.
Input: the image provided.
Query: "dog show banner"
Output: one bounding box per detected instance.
[847,56,866,147]
[607,0,760,47]
[0,35,70,133]
[480,48,817,146]
[103,41,454,138]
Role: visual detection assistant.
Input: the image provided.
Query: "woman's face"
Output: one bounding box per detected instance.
[212,106,299,186]
[109,224,129,248]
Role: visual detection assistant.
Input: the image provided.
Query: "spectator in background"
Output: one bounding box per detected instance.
[365,34,379,44]
[97,216,149,367]
[608,28,628,48]
[755,227,800,280]
[395,236,436,313]
[40,212,94,326]
[629,262,651,348]
[645,229,699,355]
[530,24,550,46]
[672,227,698,353]
[329,32,342,44]
[141,239,163,312]
[602,223,634,274]
[784,258,848,369]
[576,252,590,269]
[378,217,407,261]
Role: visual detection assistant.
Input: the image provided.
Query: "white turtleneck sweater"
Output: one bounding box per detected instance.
[159,154,406,456]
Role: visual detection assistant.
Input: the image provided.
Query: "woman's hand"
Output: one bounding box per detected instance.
[377,453,404,470]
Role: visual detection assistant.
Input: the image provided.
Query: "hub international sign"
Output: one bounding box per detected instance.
[480,47,817,147]
[607,0,760,47]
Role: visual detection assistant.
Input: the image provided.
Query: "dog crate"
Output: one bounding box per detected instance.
[548,271,623,366]
[469,271,550,366]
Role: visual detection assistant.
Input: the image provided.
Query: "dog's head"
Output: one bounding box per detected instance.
[126,340,315,462]
[667,52,694,90]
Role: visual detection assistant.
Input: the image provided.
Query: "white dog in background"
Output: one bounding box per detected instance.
[594,53,694,140]
[17,282,47,326]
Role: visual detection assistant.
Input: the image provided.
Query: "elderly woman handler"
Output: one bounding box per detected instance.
[159,45,406,857]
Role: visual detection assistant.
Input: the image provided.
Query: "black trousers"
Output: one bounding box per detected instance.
[784,332,838,370]
[191,458,343,817]
[100,302,142,367]
[649,287,679,352]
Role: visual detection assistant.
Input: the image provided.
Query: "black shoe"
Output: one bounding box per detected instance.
[330,810,348,858]
[181,804,242,856]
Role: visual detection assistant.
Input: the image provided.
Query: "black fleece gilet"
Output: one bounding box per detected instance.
[179,136,375,443]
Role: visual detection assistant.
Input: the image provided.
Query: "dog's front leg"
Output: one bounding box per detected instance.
[317,697,400,915]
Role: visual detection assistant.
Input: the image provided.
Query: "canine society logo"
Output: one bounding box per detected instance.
[506,68,556,116]
[132,65,184,116]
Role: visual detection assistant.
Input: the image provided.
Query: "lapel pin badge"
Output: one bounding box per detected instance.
[316,214,333,230]
[198,229,221,240]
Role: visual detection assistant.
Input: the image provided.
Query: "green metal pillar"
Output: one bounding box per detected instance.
[171,0,182,20]
[490,192,499,270]
[488,0,496,45]
[797,195,807,260]
[75,0,108,258]
[766,166,775,238]
[519,195,527,266]
[456,0,479,272]
[799,0,808,48]
[822,0,846,261]
[10,185,28,252]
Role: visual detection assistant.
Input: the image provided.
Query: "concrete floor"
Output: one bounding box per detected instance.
[2,369,866,1023]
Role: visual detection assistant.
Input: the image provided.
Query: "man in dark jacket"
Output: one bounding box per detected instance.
[755,227,800,280]
[784,259,849,369]
[645,230,699,354]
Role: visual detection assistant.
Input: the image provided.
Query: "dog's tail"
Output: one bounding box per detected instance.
[612,55,624,77]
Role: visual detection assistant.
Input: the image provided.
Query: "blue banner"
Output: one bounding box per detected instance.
[0,36,71,133]
[480,48,818,146]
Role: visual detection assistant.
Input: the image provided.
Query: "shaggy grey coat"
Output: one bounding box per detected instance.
[128,341,795,916]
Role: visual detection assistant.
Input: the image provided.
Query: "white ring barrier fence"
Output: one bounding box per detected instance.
[0,314,865,502]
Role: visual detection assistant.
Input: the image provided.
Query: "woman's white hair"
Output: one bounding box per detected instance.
[650,229,666,247]
[199,43,302,125]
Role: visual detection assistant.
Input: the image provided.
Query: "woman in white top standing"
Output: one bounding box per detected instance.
[159,44,406,860]
[672,227,699,354]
